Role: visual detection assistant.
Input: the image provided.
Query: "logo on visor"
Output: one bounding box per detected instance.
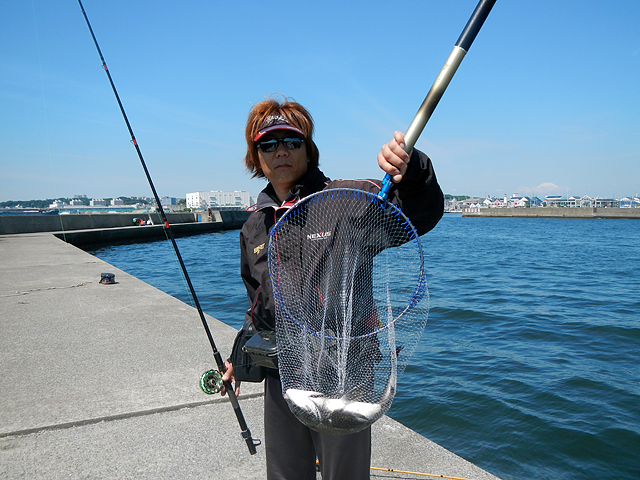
[307,231,332,241]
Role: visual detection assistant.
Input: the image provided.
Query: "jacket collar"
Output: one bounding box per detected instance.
[255,165,330,211]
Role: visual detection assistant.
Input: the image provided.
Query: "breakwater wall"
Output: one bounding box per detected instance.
[0,212,196,234]
[0,211,250,246]
[462,207,640,219]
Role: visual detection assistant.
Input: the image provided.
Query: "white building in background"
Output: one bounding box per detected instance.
[186,191,251,210]
[110,198,124,206]
[90,199,106,206]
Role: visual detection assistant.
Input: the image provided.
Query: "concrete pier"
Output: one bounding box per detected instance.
[0,233,501,480]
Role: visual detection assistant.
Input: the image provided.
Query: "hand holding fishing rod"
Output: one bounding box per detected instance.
[379,0,497,201]
[77,0,259,455]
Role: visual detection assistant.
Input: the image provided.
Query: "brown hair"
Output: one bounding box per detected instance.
[244,96,320,178]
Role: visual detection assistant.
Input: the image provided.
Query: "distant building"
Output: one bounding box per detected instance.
[49,200,66,209]
[110,198,124,206]
[514,197,529,207]
[576,195,592,207]
[545,195,565,207]
[186,191,251,210]
[161,197,177,206]
[620,197,640,208]
[461,197,484,207]
[593,197,618,208]
[90,199,106,207]
[69,199,84,206]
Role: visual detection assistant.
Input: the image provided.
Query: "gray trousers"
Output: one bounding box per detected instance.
[264,375,371,480]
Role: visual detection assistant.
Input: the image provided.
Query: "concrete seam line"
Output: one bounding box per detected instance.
[0,392,264,439]
[1,283,92,297]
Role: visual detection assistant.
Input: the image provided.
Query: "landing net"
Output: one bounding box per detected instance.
[268,188,428,434]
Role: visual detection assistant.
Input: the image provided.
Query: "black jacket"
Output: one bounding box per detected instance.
[232,149,444,381]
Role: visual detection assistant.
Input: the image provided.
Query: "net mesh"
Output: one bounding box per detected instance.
[268,188,428,434]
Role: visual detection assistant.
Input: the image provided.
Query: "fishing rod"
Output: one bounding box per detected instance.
[315,460,478,479]
[370,466,478,480]
[379,0,497,201]
[77,0,259,455]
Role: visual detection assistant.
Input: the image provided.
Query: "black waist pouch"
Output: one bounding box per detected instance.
[243,331,278,370]
[230,323,266,383]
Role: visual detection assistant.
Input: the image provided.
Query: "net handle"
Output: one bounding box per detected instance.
[378,0,497,200]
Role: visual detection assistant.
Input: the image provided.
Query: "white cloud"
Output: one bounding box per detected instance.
[518,182,561,195]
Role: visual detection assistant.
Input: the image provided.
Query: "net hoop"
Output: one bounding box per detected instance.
[269,188,426,340]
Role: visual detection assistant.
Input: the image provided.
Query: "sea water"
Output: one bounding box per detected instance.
[87,214,640,480]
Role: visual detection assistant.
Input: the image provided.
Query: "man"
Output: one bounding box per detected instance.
[222,96,443,480]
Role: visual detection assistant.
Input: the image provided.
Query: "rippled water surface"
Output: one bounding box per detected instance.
[88,214,640,480]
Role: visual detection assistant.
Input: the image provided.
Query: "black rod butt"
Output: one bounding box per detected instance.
[455,0,497,51]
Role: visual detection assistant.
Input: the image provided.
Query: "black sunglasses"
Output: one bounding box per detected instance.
[256,137,304,153]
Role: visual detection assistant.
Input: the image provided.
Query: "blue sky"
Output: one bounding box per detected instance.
[1,0,639,202]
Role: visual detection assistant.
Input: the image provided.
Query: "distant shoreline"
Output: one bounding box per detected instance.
[462,207,640,219]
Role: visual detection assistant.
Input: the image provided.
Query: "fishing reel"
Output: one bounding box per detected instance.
[199,369,223,395]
